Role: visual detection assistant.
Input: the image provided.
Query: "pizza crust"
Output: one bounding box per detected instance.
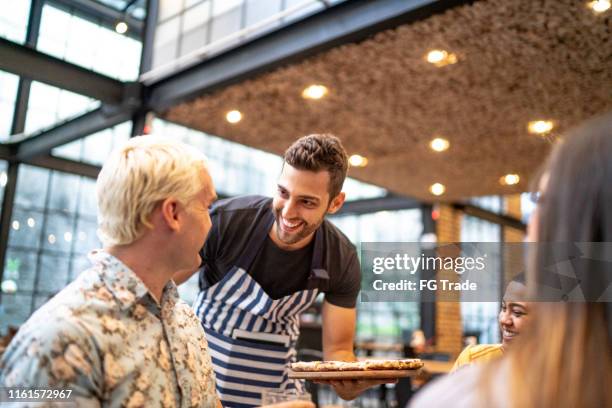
[290,359,422,372]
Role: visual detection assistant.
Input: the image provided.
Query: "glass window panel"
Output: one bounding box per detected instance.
[77,178,98,217]
[25,81,98,135]
[52,122,130,164]
[8,209,44,249]
[153,17,180,67]
[38,5,142,81]
[37,253,71,293]
[51,139,83,162]
[57,88,95,120]
[83,129,115,164]
[212,0,243,17]
[48,172,81,212]
[159,0,185,21]
[73,218,100,254]
[15,165,50,210]
[4,248,38,293]
[0,0,31,44]
[245,0,281,26]
[0,293,33,333]
[521,192,536,224]
[183,1,211,32]
[155,16,181,46]
[36,35,67,60]
[42,212,75,253]
[210,3,242,42]
[38,5,71,47]
[181,22,209,56]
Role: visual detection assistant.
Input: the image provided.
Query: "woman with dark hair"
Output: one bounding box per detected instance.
[451,275,531,372]
[409,113,612,408]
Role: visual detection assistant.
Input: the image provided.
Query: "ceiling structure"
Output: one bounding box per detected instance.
[163,0,612,201]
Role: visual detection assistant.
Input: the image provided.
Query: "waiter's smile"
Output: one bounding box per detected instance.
[279,216,305,232]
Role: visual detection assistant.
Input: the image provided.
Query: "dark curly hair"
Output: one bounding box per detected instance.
[283,134,348,200]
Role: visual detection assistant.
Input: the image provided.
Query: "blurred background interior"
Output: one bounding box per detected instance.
[0,0,610,406]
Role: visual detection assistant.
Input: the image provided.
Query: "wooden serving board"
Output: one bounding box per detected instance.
[288,369,420,381]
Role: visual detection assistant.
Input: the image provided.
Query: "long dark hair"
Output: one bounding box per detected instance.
[509,114,612,408]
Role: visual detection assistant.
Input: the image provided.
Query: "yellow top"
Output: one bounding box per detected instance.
[451,344,504,372]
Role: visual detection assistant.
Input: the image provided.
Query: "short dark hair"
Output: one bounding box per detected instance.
[283,134,348,200]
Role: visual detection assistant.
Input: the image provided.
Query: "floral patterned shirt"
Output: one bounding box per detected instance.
[0,251,218,408]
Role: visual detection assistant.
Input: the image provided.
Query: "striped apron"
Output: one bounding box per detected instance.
[193,212,327,407]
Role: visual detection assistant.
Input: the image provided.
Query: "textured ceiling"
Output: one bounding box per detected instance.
[163,0,612,201]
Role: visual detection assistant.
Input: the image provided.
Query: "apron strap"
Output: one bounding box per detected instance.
[307,226,329,290]
[235,209,276,271]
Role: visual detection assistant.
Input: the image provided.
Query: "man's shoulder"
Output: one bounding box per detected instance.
[322,219,357,254]
[212,195,271,214]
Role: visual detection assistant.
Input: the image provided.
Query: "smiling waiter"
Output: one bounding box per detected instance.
[175,134,379,407]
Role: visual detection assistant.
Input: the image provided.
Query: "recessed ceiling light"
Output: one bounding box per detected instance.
[302,84,328,100]
[500,174,520,186]
[27,217,35,228]
[528,120,554,135]
[425,49,458,67]
[587,0,611,13]
[11,220,19,231]
[430,183,446,196]
[430,137,450,152]
[226,110,242,124]
[349,154,368,167]
[115,21,128,34]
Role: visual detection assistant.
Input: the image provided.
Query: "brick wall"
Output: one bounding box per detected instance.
[434,204,463,358]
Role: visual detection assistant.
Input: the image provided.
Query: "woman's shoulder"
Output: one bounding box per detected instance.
[452,344,504,372]
[467,343,504,359]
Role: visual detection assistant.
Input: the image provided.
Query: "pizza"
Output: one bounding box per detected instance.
[290,359,422,372]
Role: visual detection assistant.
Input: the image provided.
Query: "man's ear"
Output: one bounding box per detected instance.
[327,192,346,215]
[160,197,181,231]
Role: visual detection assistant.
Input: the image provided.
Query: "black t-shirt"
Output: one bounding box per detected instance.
[199,195,361,308]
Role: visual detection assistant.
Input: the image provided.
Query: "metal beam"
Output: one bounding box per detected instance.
[47,0,143,39]
[147,0,475,111]
[11,106,135,161]
[335,193,420,216]
[0,37,126,104]
[139,0,159,74]
[130,0,159,136]
[0,164,19,304]
[10,0,44,138]
[452,202,527,232]
[420,203,436,340]
[0,1,44,298]
[26,155,101,179]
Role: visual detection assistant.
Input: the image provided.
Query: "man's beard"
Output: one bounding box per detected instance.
[273,207,323,246]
